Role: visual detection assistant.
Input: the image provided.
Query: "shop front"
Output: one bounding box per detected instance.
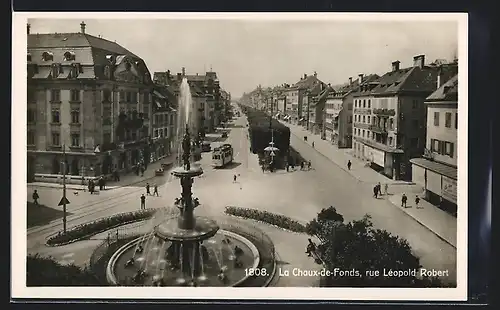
[410,158,457,215]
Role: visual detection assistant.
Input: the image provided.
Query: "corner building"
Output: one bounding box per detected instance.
[27,22,154,180]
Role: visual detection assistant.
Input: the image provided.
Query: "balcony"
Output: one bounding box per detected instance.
[369,124,388,134]
[373,108,396,117]
[353,108,372,115]
[354,122,370,130]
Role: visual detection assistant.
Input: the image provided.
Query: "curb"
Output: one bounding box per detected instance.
[387,196,456,249]
[287,127,414,186]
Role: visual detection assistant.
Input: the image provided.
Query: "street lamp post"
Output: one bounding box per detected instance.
[62,144,68,233]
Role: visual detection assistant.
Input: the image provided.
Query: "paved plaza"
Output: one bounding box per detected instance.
[26,113,456,286]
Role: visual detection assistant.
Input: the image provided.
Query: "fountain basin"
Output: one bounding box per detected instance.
[106,230,260,287]
[154,216,219,242]
[171,165,204,178]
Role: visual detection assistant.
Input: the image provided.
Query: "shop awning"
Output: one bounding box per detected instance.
[410,158,457,180]
[299,118,305,121]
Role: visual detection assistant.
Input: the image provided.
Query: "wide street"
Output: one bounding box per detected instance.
[26,108,455,286]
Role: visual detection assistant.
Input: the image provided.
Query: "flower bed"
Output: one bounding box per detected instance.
[46,209,157,246]
[224,206,306,233]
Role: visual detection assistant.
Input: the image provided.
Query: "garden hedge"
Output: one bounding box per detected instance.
[46,209,157,246]
[224,206,306,233]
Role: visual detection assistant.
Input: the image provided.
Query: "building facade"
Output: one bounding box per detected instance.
[27,22,155,181]
[410,74,458,215]
[151,86,177,161]
[353,55,458,180]
[306,83,330,136]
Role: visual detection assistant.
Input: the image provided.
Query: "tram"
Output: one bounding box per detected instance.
[212,144,234,168]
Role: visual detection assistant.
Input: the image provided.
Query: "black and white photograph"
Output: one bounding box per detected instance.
[12,13,468,300]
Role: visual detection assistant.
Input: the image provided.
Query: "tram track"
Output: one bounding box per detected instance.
[28,176,177,238]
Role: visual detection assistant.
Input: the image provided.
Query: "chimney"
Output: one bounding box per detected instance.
[392,61,400,72]
[314,71,317,78]
[413,54,425,68]
[358,74,364,84]
[27,23,31,35]
[182,67,186,76]
[166,70,171,79]
[304,74,307,79]
[348,77,352,85]
[80,21,86,34]
[437,65,444,89]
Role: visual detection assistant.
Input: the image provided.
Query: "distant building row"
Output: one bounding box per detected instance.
[26,22,231,182]
[241,55,458,212]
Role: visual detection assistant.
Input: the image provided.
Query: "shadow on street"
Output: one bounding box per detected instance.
[27,202,73,228]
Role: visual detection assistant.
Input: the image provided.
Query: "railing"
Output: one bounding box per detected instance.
[353,108,372,115]
[353,122,370,130]
[372,108,396,116]
[369,125,388,134]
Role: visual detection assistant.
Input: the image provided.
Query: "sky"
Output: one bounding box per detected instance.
[28,16,459,98]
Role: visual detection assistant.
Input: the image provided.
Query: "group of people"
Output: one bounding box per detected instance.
[372,182,388,198]
[285,159,311,172]
[401,193,421,209]
[140,183,159,209]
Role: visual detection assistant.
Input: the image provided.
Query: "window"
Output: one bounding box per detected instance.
[455,113,458,129]
[362,130,365,138]
[367,100,371,108]
[42,51,53,61]
[27,108,36,123]
[70,90,80,102]
[433,111,440,126]
[51,132,60,146]
[363,100,366,108]
[64,51,76,61]
[389,118,394,130]
[27,53,32,62]
[367,131,370,139]
[389,137,393,146]
[103,89,112,102]
[50,89,61,102]
[51,109,60,123]
[362,115,366,123]
[367,116,370,124]
[27,131,35,145]
[71,133,80,147]
[52,64,60,78]
[103,133,111,144]
[445,112,452,128]
[446,142,455,158]
[70,109,80,124]
[154,129,159,138]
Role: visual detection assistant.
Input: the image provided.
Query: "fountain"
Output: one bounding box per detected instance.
[106,78,263,287]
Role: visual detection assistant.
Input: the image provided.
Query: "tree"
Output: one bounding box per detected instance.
[27,254,101,286]
[305,207,445,287]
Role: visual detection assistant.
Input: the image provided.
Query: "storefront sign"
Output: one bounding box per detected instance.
[441,176,457,204]
[369,148,385,167]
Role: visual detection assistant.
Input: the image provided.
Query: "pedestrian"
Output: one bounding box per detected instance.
[415,195,421,209]
[347,160,352,171]
[401,194,408,208]
[286,164,289,172]
[103,178,106,190]
[154,184,159,197]
[312,141,315,148]
[373,185,378,198]
[32,190,39,205]
[300,161,304,171]
[140,194,146,210]
[384,183,389,195]
[233,174,237,183]
[307,161,312,171]
[261,165,265,173]
[377,182,382,196]
[141,166,145,177]
[146,183,151,195]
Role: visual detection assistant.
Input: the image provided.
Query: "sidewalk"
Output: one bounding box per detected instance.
[28,155,177,191]
[282,121,413,185]
[388,193,457,248]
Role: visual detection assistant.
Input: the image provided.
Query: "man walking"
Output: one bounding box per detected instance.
[384,183,389,195]
[401,194,408,208]
[153,184,159,197]
[347,160,352,171]
[373,185,379,198]
[32,190,39,206]
[140,194,146,210]
[233,174,237,183]
[146,183,151,195]
[415,195,421,209]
